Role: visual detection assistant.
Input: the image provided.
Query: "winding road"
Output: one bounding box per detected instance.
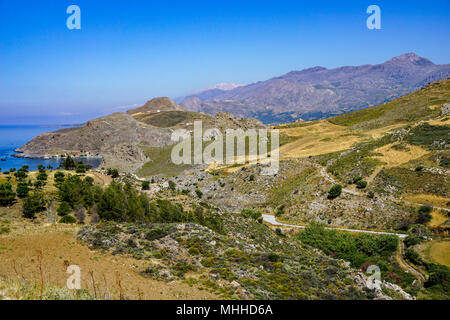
[262,214,408,238]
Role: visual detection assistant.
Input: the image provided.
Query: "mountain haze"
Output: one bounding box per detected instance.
[180,53,450,124]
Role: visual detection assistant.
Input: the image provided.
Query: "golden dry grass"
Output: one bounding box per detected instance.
[427,117,450,126]
[428,210,448,228]
[278,120,409,160]
[372,143,429,167]
[363,123,407,139]
[0,226,217,300]
[428,241,450,268]
[402,194,450,209]
[278,120,361,158]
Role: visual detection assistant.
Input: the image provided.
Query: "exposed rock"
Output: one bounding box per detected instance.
[441,103,450,116]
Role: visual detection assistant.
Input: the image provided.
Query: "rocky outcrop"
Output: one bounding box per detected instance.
[16,112,173,172]
[441,103,450,116]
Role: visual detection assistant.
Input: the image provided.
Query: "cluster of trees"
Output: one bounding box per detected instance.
[96,181,224,233]
[106,168,119,178]
[59,156,92,173]
[297,222,398,268]
[241,208,263,222]
[56,173,101,218]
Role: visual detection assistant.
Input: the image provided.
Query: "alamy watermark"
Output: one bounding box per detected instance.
[366,5,381,30]
[170,121,280,175]
[66,5,81,30]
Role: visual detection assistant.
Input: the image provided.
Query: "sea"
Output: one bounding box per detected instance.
[0,125,102,171]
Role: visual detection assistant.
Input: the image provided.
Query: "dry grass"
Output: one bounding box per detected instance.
[402,194,450,209]
[427,117,450,126]
[428,241,450,268]
[363,123,407,139]
[278,120,361,158]
[0,226,218,300]
[372,143,429,167]
[428,210,448,228]
[416,240,450,268]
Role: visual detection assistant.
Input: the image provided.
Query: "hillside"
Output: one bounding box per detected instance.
[180,53,450,124]
[2,80,449,301]
[16,98,266,173]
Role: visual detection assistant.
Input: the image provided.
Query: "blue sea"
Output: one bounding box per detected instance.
[0,125,102,171]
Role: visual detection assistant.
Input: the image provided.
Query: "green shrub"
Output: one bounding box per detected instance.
[404,248,423,265]
[356,180,368,189]
[168,180,176,191]
[16,181,30,198]
[22,192,46,219]
[241,208,262,220]
[0,182,16,206]
[142,181,150,190]
[417,205,432,224]
[57,201,72,216]
[59,215,77,224]
[76,164,86,174]
[327,184,342,199]
[275,205,285,217]
[107,168,119,178]
[195,189,203,198]
[298,222,398,268]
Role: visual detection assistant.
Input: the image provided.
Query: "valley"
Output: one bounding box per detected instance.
[1,79,449,301]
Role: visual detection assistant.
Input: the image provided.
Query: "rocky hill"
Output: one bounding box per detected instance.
[127,97,184,115]
[180,53,450,124]
[16,98,266,173]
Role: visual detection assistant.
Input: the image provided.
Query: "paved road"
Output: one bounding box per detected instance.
[262,214,408,238]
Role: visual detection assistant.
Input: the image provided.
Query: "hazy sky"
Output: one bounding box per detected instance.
[0,0,449,124]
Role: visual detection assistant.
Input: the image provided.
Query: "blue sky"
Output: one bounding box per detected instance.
[0,0,449,124]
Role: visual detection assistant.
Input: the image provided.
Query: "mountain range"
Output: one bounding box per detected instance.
[179,53,450,124]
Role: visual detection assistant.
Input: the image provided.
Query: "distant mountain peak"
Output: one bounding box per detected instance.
[385,53,434,66]
[189,83,245,95]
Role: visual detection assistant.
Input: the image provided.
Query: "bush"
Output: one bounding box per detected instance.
[107,168,119,178]
[241,208,262,221]
[352,176,362,184]
[142,181,150,190]
[37,171,48,181]
[195,189,203,198]
[84,176,94,186]
[168,180,176,191]
[275,205,285,217]
[54,171,65,185]
[57,201,72,216]
[0,182,16,206]
[14,169,28,181]
[404,236,423,248]
[327,184,342,199]
[22,192,46,219]
[16,181,30,198]
[417,205,432,224]
[76,164,86,174]
[59,215,77,224]
[298,222,398,269]
[404,248,423,265]
[356,180,368,189]
[425,264,450,291]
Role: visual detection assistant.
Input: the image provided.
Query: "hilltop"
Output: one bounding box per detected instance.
[16,98,265,173]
